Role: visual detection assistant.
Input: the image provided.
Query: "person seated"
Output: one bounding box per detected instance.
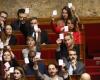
[80,73,91,80]
[13,67,26,80]
[5,66,26,80]
[0,25,17,46]
[28,17,49,45]
[58,63,71,80]
[51,6,78,34]
[2,47,19,79]
[11,8,30,37]
[51,6,72,34]
[64,49,85,75]
[2,46,18,67]
[0,11,8,31]
[66,18,81,44]
[33,63,63,80]
[56,33,80,61]
[22,35,40,58]
[24,50,47,76]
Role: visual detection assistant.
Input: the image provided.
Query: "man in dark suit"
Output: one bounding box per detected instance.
[11,8,30,37]
[56,33,80,61]
[64,49,85,75]
[0,11,8,31]
[29,17,49,45]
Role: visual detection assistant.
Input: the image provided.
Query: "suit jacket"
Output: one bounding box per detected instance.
[11,20,31,37]
[56,43,80,61]
[28,25,49,44]
[63,58,85,75]
[9,35,17,45]
[25,62,47,76]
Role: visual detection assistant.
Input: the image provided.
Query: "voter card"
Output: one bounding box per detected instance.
[24,57,29,64]
[58,59,64,66]
[59,33,64,39]
[25,8,30,13]
[64,26,68,32]
[68,3,72,8]
[4,62,10,69]
[34,24,38,31]
[52,10,57,16]
[35,52,41,59]
[9,67,14,73]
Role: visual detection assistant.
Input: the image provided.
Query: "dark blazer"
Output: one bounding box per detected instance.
[56,43,80,61]
[9,35,17,45]
[63,58,85,75]
[11,20,31,37]
[28,25,49,44]
[24,61,47,76]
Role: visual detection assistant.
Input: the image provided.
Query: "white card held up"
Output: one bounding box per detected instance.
[9,67,14,73]
[68,3,72,8]
[64,26,69,32]
[25,8,30,14]
[52,10,57,16]
[59,33,64,39]
[34,24,38,31]
[4,62,10,69]
[58,59,64,66]
[24,57,29,64]
[0,42,4,49]
[35,52,41,59]
[22,49,29,55]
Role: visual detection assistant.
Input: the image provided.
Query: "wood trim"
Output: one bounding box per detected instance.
[6,17,100,25]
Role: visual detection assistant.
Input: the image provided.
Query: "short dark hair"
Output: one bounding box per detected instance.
[30,17,38,21]
[17,8,25,16]
[0,11,8,16]
[68,48,77,53]
[48,64,58,69]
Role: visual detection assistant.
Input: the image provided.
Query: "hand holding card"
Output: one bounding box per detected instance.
[9,67,14,73]
[52,10,57,16]
[59,33,64,40]
[25,8,30,14]
[24,57,29,64]
[34,24,39,32]
[4,62,10,69]
[58,59,64,66]
[35,52,41,59]
[64,26,69,32]
[68,3,72,8]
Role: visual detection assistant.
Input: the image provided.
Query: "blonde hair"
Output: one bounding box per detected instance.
[14,66,26,80]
